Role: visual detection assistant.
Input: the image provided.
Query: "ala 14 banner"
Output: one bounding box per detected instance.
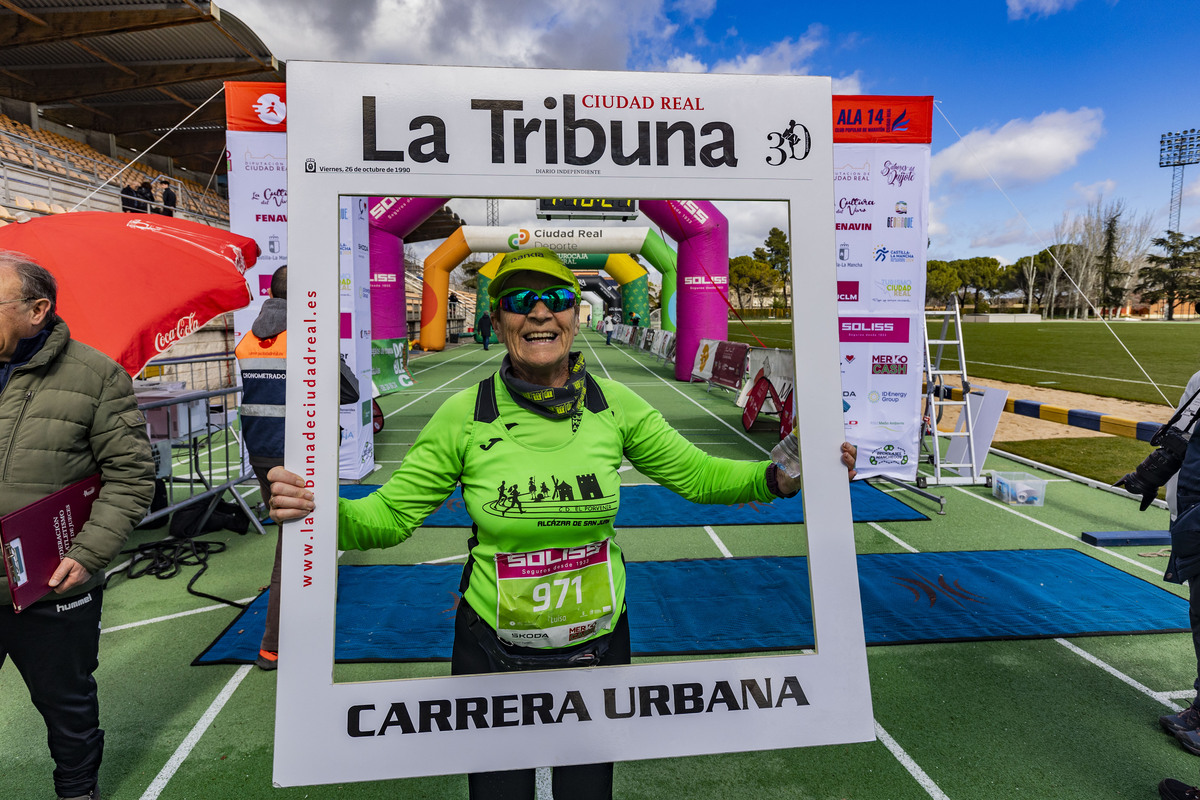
[833,96,933,481]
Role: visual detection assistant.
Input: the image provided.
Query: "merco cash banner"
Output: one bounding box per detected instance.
[833,96,932,481]
[279,61,871,788]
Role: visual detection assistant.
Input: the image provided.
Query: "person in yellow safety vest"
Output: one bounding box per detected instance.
[235,266,288,671]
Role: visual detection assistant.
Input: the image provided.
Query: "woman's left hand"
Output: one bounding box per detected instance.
[775,441,858,497]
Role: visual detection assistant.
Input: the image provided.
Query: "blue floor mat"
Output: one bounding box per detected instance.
[337,480,928,525]
[195,549,1187,665]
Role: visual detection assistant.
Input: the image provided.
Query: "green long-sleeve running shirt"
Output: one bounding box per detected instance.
[338,373,774,648]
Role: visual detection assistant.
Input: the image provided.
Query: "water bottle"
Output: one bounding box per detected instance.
[770,430,802,479]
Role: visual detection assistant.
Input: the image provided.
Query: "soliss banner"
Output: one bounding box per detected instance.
[833,95,932,481]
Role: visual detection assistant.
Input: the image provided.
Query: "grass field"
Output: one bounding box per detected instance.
[728,317,1200,407]
[3,323,1199,799]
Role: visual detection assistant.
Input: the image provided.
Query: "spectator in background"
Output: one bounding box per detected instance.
[235,265,289,671]
[135,181,154,214]
[0,252,155,800]
[157,179,176,217]
[603,313,615,346]
[478,308,492,351]
[120,179,139,213]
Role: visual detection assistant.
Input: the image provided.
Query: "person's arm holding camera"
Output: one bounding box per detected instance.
[1116,372,1200,513]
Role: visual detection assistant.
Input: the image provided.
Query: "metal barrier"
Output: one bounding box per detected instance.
[134,352,263,536]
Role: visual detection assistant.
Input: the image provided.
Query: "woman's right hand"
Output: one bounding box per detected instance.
[266,465,315,522]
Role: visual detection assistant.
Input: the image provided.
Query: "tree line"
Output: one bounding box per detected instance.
[928,199,1200,320]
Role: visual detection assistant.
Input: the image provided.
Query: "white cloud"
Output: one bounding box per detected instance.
[710,25,826,74]
[670,0,717,21]
[931,107,1104,186]
[717,201,790,257]
[831,71,864,95]
[1006,0,1081,20]
[1072,179,1117,204]
[1186,176,1200,200]
[928,198,948,239]
[666,53,708,73]
[967,215,1053,253]
[218,0,673,69]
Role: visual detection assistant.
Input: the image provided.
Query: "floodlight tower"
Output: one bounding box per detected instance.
[1160,129,1200,233]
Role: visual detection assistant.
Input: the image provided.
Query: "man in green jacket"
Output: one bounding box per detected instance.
[0,252,155,800]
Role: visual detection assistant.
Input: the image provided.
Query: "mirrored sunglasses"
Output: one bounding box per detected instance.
[498,286,577,314]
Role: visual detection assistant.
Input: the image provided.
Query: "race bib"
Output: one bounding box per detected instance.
[494,539,617,649]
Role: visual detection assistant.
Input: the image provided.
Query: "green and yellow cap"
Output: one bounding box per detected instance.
[488,247,580,299]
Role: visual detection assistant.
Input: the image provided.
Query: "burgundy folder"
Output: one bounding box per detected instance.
[2,474,102,612]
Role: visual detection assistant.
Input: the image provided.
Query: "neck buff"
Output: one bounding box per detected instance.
[499,351,587,421]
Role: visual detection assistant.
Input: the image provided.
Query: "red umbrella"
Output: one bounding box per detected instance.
[0,211,256,375]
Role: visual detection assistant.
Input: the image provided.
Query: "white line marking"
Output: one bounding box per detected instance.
[704,525,733,558]
[609,345,768,454]
[139,664,254,800]
[875,721,951,800]
[1055,638,1182,711]
[422,553,469,564]
[868,521,919,553]
[949,486,1162,576]
[967,360,1184,391]
[102,598,257,633]
[385,353,502,420]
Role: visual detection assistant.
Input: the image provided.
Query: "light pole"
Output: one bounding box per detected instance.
[1160,129,1200,233]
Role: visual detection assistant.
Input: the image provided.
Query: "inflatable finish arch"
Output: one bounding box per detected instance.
[369,197,730,381]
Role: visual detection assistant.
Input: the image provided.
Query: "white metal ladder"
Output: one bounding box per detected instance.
[919,297,984,487]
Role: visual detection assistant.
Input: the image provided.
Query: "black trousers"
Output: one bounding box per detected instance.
[451,604,631,800]
[0,587,104,797]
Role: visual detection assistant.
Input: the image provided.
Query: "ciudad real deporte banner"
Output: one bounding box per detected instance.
[276,61,871,786]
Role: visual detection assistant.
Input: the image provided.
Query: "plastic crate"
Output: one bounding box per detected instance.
[992,472,1046,506]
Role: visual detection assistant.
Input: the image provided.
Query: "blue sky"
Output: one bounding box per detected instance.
[217,0,1200,266]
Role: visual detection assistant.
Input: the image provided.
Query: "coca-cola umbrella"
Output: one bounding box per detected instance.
[0,211,256,375]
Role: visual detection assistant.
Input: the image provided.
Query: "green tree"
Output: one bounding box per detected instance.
[1136,231,1200,320]
[753,227,791,313]
[953,256,1002,310]
[729,254,777,308]
[1095,211,1130,314]
[925,259,961,306]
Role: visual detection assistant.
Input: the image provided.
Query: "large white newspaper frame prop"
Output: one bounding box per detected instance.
[279,61,871,787]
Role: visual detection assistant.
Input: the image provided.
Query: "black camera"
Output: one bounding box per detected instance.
[1115,424,1190,510]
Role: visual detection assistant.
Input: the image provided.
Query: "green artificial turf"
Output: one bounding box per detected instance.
[994,436,1155,487]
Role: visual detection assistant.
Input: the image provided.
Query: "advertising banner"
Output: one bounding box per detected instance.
[225,81,288,341]
[338,197,375,479]
[281,61,869,787]
[832,96,932,481]
[370,338,414,395]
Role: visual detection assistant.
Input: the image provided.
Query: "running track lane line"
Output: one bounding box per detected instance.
[139,664,254,800]
[384,351,504,420]
[605,341,769,454]
[1056,638,1184,713]
[947,484,1161,576]
[868,521,919,553]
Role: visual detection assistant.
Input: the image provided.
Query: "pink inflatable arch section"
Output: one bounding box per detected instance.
[366,196,729,382]
[640,200,729,381]
[367,196,448,339]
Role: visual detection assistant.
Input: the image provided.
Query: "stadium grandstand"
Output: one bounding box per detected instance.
[0,1,286,226]
[0,1,469,345]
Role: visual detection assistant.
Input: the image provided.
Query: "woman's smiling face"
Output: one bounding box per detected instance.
[493,270,579,387]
